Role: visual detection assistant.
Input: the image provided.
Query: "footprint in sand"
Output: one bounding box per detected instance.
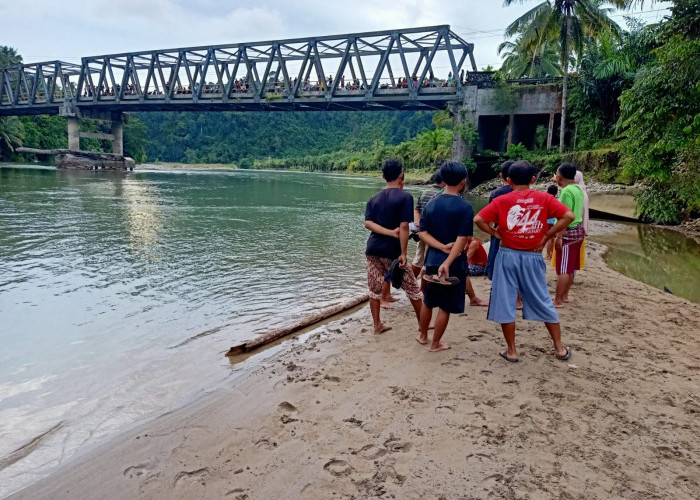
[255,438,277,449]
[323,459,353,476]
[383,437,412,452]
[343,417,363,427]
[173,467,210,487]
[123,464,151,479]
[278,401,297,412]
[435,405,455,414]
[280,414,298,424]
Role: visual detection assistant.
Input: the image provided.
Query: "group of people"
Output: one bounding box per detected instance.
[79,68,468,100]
[364,157,589,362]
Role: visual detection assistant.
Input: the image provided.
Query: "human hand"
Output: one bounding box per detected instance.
[393,227,400,238]
[534,234,548,253]
[442,242,454,254]
[438,262,449,278]
[555,238,563,251]
[493,229,502,240]
[398,254,407,268]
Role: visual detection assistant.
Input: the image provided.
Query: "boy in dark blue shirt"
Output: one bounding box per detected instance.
[416,161,474,352]
[365,159,423,335]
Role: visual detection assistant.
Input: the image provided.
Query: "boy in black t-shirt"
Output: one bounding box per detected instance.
[364,159,423,335]
[416,161,473,352]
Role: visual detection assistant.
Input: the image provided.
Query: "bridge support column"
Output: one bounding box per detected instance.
[507,114,514,148]
[547,112,555,150]
[67,117,80,151]
[449,87,478,163]
[111,113,124,156]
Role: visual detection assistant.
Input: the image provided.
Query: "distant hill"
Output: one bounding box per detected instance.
[133,111,436,164]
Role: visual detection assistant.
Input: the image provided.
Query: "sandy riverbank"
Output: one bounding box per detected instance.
[10,240,699,499]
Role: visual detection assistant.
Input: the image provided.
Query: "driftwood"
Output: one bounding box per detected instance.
[17,147,122,159]
[16,148,135,170]
[226,294,368,356]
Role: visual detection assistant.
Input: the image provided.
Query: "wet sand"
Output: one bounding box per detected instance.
[9,243,699,500]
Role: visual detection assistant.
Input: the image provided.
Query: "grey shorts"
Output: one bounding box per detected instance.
[412,240,427,268]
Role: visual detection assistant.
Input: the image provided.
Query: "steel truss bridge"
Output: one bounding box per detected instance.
[0,25,476,117]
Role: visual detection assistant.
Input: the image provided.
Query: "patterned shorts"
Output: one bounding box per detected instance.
[366,255,422,301]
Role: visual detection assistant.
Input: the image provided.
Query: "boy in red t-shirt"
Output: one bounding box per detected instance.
[472,161,575,363]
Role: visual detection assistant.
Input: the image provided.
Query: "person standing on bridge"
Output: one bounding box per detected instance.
[364,159,423,335]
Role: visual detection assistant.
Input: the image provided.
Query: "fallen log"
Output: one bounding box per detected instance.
[16,147,123,159]
[226,294,368,356]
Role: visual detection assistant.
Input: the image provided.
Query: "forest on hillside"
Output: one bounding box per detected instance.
[132,111,436,166]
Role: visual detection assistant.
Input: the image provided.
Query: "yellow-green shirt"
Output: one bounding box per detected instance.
[559,184,584,228]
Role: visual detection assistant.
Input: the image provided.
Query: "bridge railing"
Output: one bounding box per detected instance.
[1,25,476,113]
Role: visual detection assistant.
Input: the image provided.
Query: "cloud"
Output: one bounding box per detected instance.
[4,0,670,71]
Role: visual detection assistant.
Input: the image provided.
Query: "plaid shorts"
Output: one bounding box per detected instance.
[366,255,422,301]
[563,224,586,241]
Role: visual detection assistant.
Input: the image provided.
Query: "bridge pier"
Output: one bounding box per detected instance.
[111,115,124,156]
[64,111,125,155]
[67,116,80,151]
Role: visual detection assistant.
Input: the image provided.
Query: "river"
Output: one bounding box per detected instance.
[0,165,697,497]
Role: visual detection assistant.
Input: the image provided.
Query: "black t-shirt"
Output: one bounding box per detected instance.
[365,188,414,258]
[420,194,473,271]
[488,185,513,230]
[488,184,513,202]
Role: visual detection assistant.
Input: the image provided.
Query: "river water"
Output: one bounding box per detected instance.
[0,165,434,497]
[0,165,697,497]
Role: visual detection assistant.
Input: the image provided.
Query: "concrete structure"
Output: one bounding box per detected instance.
[451,76,562,161]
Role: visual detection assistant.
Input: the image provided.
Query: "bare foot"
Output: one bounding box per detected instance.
[415,335,429,345]
[382,296,399,303]
[374,324,392,335]
[428,323,435,330]
[563,297,570,303]
[553,300,565,308]
[469,297,489,307]
[380,301,395,309]
[429,342,451,352]
[516,300,523,310]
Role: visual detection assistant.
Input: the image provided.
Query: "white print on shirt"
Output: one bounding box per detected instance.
[507,204,543,234]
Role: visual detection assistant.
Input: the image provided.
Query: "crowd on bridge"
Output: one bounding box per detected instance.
[364,157,589,362]
[77,69,469,99]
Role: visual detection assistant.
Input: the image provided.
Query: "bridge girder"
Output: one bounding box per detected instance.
[1,25,476,116]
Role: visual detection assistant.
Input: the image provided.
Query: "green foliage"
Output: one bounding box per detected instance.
[504,143,530,161]
[0,46,25,158]
[19,115,67,155]
[489,79,518,113]
[0,117,24,159]
[568,20,657,150]
[123,116,148,163]
[134,111,435,164]
[454,118,477,145]
[498,32,564,78]
[618,0,700,221]
[0,45,22,69]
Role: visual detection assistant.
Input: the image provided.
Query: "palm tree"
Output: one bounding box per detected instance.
[0,117,25,158]
[503,0,631,151]
[0,45,22,70]
[498,33,565,78]
[0,47,25,158]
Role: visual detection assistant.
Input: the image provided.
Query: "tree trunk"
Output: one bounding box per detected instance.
[560,15,571,152]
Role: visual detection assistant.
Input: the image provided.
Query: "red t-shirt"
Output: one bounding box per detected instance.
[469,239,488,266]
[477,189,570,251]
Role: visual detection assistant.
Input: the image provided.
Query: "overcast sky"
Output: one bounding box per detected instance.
[2,0,671,70]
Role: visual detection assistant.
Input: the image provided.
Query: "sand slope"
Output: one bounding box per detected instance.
[10,243,699,500]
